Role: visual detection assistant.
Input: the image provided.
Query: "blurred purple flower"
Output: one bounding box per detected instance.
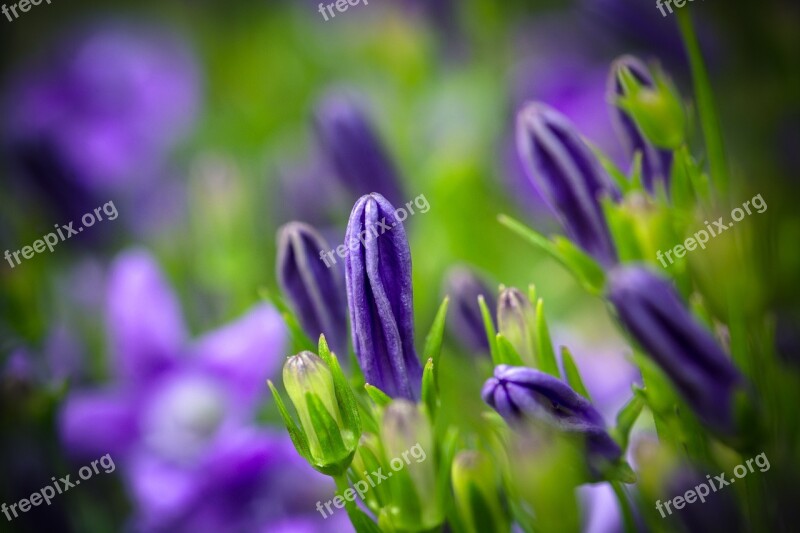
[345,193,422,400]
[482,365,622,473]
[516,102,619,266]
[59,249,338,532]
[2,22,200,221]
[607,265,745,435]
[608,55,673,192]
[313,90,405,206]
[442,266,495,354]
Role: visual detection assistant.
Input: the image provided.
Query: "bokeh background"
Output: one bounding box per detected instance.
[1,0,798,531]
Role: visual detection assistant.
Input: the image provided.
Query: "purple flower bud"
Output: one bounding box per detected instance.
[516,102,619,266]
[442,266,495,354]
[313,90,405,206]
[345,193,422,399]
[608,55,673,192]
[277,222,348,357]
[607,265,744,435]
[482,365,622,468]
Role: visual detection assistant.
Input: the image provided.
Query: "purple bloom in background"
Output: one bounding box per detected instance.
[277,222,349,357]
[59,249,338,532]
[482,365,622,473]
[2,22,199,221]
[607,265,745,435]
[442,266,495,354]
[608,55,673,193]
[345,193,422,399]
[516,102,619,266]
[313,90,405,207]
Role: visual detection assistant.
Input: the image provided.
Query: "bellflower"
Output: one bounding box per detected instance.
[606,265,745,435]
[516,102,619,266]
[482,365,622,470]
[443,266,495,354]
[277,222,348,356]
[608,55,674,191]
[344,193,422,400]
[313,90,405,206]
[59,249,337,532]
[2,23,199,221]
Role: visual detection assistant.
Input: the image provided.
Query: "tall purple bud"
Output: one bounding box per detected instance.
[516,102,619,267]
[607,265,745,435]
[277,222,348,357]
[313,91,405,206]
[608,55,673,192]
[344,193,422,400]
[442,266,495,354]
[482,365,622,472]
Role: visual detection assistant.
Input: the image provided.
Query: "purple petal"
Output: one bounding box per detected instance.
[59,389,139,458]
[192,304,287,410]
[107,248,186,382]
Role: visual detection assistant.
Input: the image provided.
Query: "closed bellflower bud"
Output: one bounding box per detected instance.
[313,90,405,206]
[482,365,622,471]
[282,351,358,472]
[345,193,422,400]
[516,102,619,266]
[452,450,511,533]
[276,222,348,356]
[610,56,686,151]
[497,287,536,366]
[443,266,496,354]
[608,55,674,192]
[606,265,746,436]
[380,400,442,531]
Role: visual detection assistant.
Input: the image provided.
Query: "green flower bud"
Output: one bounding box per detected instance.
[379,400,443,532]
[452,450,511,533]
[271,348,360,475]
[615,62,686,150]
[497,287,536,366]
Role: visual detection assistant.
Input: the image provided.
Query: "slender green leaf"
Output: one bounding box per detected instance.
[364,383,392,408]
[612,391,645,451]
[495,334,525,367]
[422,358,438,420]
[534,300,560,377]
[423,296,449,389]
[268,380,311,462]
[478,295,498,363]
[560,347,589,400]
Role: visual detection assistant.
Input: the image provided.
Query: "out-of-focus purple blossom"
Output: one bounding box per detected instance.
[442,266,495,354]
[313,90,405,206]
[664,467,744,532]
[277,222,349,357]
[2,23,200,221]
[345,193,422,400]
[608,55,673,193]
[59,249,336,532]
[482,365,622,473]
[607,265,745,435]
[516,102,619,266]
[274,152,342,228]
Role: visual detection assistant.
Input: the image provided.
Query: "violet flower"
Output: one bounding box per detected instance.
[482,365,622,470]
[516,102,619,267]
[442,266,495,354]
[277,222,348,356]
[2,23,199,222]
[59,249,337,532]
[606,265,745,435]
[608,55,673,193]
[313,90,405,206]
[344,193,422,399]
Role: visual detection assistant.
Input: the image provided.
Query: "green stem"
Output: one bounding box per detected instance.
[676,9,728,195]
[611,481,636,533]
